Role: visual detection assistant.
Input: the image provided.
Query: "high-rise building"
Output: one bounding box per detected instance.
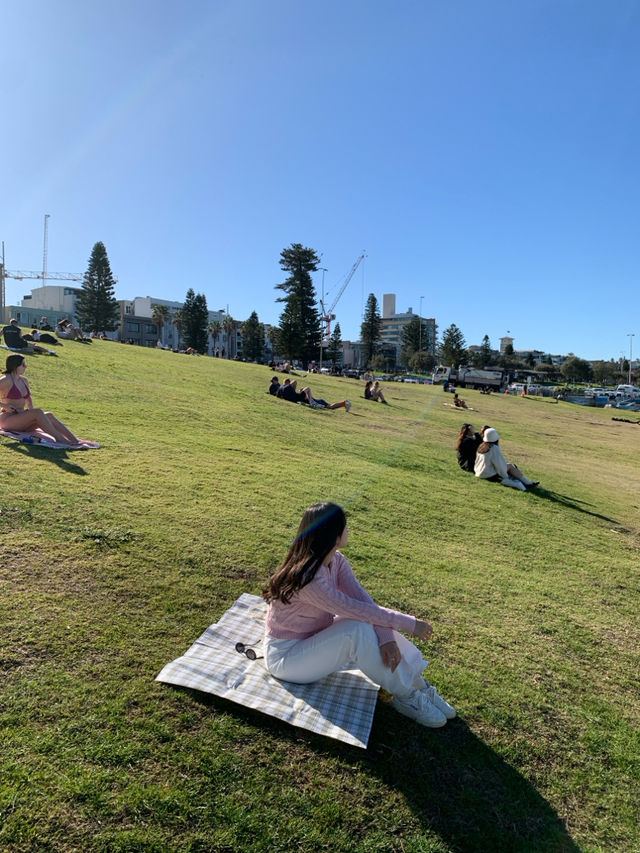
[381,293,436,361]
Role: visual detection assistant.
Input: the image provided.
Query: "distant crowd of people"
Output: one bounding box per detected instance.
[1,317,99,353]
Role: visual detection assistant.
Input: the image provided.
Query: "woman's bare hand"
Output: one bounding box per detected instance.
[379,640,402,672]
[413,619,433,641]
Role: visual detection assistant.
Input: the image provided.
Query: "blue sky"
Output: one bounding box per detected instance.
[2,0,638,361]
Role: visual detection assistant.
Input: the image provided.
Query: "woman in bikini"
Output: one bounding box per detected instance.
[0,354,81,445]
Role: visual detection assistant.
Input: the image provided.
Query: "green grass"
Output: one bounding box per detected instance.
[1,342,638,852]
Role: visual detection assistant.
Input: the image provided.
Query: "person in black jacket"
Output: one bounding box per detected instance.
[456,423,484,472]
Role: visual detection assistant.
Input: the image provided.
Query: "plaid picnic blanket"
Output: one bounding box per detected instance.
[156,593,380,748]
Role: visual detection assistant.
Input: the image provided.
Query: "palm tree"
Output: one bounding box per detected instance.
[151,304,170,346]
[208,319,222,355]
[172,309,184,350]
[223,313,235,358]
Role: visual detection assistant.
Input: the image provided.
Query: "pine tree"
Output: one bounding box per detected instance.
[182,289,208,352]
[500,342,515,368]
[479,334,492,367]
[242,311,264,362]
[275,243,321,364]
[400,316,433,365]
[439,324,467,366]
[76,242,118,331]
[276,297,306,361]
[327,322,343,367]
[360,293,382,366]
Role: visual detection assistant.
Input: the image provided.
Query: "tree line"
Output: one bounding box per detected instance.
[74,242,633,381]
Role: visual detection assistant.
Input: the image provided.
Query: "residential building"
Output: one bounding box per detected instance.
[381,293,436,363]
[2,284,83,329]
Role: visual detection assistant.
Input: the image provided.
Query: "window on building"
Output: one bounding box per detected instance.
[127,322,140,332]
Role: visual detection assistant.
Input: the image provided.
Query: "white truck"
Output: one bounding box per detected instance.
[432,365,506,390]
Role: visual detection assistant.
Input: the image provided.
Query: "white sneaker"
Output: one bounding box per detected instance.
[422,683,456,719]
[392,690,447,728]
[345,399,351,412]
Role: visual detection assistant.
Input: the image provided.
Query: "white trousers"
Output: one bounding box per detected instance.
[501,475,527,490]
[264,619,428,701]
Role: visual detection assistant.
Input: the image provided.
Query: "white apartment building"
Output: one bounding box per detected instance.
[381,293,436,360]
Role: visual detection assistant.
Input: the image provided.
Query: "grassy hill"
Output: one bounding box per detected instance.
[1,341,638,852]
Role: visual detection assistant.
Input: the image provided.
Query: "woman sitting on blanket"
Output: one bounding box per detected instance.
[263,502,456,728]
[0,354,81,445]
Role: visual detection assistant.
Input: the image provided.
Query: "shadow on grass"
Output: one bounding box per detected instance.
[528,487,617,523]
[3,440,89,475]
[186,690,581,852]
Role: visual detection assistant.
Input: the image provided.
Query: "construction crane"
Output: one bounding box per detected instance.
[1,216,85,314]
[1,260,83,314]
[320,251,366,340]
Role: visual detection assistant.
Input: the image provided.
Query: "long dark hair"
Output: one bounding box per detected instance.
[4,354,26,374]
[264,502,347,604]
[456,423,472,451]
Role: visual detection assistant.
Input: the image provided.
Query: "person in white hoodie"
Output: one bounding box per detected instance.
[474,427,539,490]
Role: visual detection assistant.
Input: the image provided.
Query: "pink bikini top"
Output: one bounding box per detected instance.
[4,378,30,400]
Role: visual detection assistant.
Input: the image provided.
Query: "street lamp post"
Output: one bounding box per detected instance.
[319,268,327,371]
[627,333,635,384]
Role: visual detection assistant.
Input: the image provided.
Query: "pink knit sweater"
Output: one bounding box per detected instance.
[265,551,416,646]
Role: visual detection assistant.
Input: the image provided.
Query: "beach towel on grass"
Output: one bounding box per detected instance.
[156,593,380,748]
[0,427,100,449]
[0,343,58,356]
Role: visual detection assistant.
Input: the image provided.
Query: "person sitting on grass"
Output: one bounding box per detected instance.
[453,393,468,409]
[268,376,281,396]
[263,501,456,728]
[474,427,539,490]
[456,423,484,472]
[365,380,389,404]
[0,354,81,445]
[370,380,389,404]
[56,319,90,342]
[2,320,50,355]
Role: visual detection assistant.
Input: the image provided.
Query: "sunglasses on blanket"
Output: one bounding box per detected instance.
[235,642,263,661]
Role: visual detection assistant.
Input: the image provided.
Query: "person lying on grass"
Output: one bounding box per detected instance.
[26,328,63,346]
[262,501,455,728]
[474,427,540,490]
[275,378,351,411]
[0,354,82,445]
